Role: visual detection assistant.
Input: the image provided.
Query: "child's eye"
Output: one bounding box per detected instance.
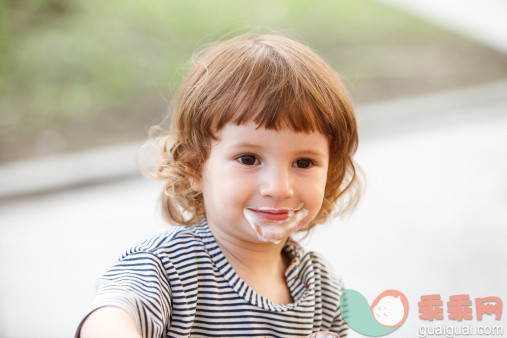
[237,154,258,166]
[294,158,313,169]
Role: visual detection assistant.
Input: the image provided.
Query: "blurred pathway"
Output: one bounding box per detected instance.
[377,0,507,54]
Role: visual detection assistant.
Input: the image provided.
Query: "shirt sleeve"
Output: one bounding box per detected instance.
[77,252,172,338]
[330,301,348,337]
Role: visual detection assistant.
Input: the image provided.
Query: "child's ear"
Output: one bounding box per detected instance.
[186,153,203,193]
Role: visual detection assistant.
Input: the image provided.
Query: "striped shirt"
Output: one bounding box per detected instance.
[78,222,347,337]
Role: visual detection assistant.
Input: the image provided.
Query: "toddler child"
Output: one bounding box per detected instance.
[77,33,362,338]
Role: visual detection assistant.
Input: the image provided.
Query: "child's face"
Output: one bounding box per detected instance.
[200,121,329,245]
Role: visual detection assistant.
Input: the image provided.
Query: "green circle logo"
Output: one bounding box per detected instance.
[341,289,409,336]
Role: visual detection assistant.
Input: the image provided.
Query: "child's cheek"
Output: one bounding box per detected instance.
[217,168,251,206]
[303,173,327,222]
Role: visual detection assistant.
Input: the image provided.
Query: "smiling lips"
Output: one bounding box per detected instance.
[246,203,304,222]
[247,209,293,221]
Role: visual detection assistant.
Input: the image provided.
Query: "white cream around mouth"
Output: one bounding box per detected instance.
[243,203,309,244]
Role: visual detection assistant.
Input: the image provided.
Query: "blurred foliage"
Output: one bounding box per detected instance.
[1,0,506,162]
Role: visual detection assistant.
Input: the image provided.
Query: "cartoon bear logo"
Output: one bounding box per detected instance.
[371,290,408,327]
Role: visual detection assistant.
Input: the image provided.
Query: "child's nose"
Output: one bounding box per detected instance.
[259,166,294,200]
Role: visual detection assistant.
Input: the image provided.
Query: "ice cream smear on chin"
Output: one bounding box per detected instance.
[243,202,309,244]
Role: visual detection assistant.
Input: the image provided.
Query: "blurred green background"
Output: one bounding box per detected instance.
[1,0,506,163]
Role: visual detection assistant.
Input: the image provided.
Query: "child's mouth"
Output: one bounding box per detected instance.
[246,203,304,222]
[247,209,291,221]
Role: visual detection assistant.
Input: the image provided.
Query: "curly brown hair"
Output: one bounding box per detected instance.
[141,33,363,234]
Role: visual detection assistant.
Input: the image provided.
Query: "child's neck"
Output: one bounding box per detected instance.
[209,223,290,277]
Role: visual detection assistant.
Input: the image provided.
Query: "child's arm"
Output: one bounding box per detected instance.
[79,306,141,338]
[77,251,172,338]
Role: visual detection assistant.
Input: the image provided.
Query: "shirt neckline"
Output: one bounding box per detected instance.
[194,222,314,312]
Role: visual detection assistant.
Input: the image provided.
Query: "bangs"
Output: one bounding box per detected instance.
[218,83,326,135]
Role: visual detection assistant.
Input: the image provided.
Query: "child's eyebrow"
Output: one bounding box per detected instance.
[296,150,328,159]
[226,143,264,151]
[227,143,327,159]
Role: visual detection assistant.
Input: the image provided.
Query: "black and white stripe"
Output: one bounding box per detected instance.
[78,222,347,337]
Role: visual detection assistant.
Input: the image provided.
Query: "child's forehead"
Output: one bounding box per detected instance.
[213,120,325,138]
[209,107,326,137]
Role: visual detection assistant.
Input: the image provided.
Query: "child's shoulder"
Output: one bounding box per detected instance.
[120,223,208,259]
[288,239,344,290]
